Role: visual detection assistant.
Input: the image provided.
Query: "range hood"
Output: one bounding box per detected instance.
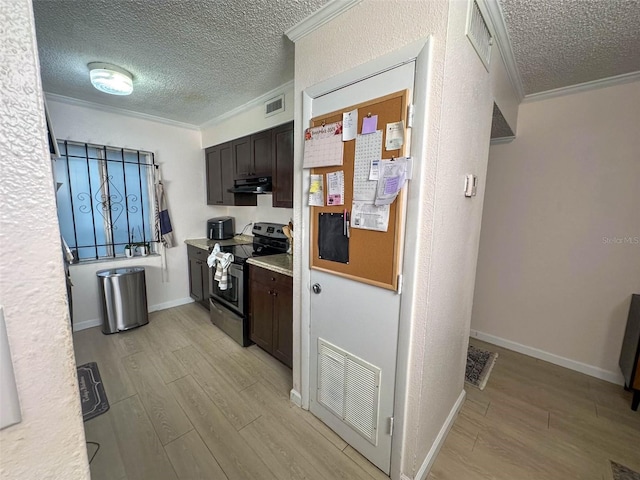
[229,176,272,194]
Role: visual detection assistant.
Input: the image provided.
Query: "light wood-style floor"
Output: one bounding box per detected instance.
[429,339,640,480]
[74,304,640,480]
[74,303,388,480]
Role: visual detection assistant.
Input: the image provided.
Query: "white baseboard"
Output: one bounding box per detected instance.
[148,297,194,313]
[289,389,302,407]
[470,329,625,385]
[72,297,195,332]
[72,318,102,332]
[413,390,466,480]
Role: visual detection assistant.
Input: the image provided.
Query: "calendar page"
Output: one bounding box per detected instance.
[353,130,383,202]
[303,122,344,168]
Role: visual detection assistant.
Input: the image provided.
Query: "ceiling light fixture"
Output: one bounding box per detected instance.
[88,62,133,96]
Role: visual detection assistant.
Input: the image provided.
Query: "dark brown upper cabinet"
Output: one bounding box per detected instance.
[206,142,256,207]
[205,122,293,208]
[272,122,294,208]
[233,131,272,180]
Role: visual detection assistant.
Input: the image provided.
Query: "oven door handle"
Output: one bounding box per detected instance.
[209,263,243,278]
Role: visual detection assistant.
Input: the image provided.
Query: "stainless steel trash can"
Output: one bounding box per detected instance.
[97,267,149,334]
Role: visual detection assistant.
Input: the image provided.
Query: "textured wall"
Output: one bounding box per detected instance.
[0,1,90,478]
[293,0,494,478]
[46,99,203,326]
[473,81,640,378]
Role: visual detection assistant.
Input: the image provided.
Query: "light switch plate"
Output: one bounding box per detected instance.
[464,174,478,197]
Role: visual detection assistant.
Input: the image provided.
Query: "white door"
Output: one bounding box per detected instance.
[308,62,415,474]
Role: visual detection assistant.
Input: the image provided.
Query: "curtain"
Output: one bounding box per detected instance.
[154,167,176,248]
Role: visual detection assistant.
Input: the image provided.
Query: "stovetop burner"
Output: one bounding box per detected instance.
[208,222,289,266]
[218,243,254,265]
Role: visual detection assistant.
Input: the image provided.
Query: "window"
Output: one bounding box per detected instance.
[53,140,157,261]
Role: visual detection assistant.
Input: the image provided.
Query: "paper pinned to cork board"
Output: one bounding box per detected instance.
[326,170,345,206]
[385,121,404,150]
[375,157,411,206]
[303,122,344,168]
[351,201,390,232]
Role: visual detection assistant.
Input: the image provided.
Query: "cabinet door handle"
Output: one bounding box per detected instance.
[273,292,278,297]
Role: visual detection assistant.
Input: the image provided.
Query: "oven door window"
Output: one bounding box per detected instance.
[212,275,238,304]
[209,264,243,316]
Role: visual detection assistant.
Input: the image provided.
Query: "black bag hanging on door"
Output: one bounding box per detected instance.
[318,212,349,264]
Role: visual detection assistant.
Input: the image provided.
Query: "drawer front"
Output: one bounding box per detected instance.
[250,265,287,286]
[187,244,209,261]
[210,299,247,346]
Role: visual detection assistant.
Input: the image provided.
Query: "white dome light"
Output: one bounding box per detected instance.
[88,62,133,96]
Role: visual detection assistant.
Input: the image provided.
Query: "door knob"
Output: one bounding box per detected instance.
[312,283,322,294]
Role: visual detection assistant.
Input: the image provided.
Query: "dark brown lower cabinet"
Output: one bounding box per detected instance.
[249,264,293,367]
[187,245,209,310]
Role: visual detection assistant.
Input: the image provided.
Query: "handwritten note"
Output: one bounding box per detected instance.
[326,171,345,206]
[342,109,357,141]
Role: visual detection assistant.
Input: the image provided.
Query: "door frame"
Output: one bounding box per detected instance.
[298,37,433,480]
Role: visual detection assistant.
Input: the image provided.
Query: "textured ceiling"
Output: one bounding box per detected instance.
[33,0,640,126]
[491,103,514,139]
[33,0,328,125]
[499,0,640,94]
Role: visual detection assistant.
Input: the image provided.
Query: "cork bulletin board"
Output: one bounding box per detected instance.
[309,90,409,291]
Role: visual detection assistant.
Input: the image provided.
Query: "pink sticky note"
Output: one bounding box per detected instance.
[362,115,378,134]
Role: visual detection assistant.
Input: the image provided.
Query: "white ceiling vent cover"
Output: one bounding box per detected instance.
[264,94,285,117]
[466,0,493,71]
[317,338,381,445]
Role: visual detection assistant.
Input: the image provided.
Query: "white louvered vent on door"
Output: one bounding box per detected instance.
[317,338,381,445]
[466,0,492,70]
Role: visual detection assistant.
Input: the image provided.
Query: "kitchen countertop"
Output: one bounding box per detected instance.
[247,254,293,277]
[184,235,253,251]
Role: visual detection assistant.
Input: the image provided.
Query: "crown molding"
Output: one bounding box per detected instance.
[522,71,640,103]
[198,80,294,130]
[44,93,200,130]
[285,0,363,42]
[480,0,525,101]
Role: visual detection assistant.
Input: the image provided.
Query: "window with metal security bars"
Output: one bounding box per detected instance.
[53,140,158,261]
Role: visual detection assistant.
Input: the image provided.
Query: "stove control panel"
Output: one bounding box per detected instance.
[252,222,287,240]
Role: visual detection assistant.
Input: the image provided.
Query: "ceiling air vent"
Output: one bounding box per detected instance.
[317,338,380,445]
[264,94,285,117]
[466,0,493,71]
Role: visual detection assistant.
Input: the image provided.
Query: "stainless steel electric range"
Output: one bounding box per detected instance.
[208,222,288,346]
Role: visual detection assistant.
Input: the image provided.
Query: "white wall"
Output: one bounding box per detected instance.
[200,82,294,147]
[46,99,205,326]
[472,81,640,382]
[200,81,295,232]
[0,1,90,478]
[293,0,495,478]
[490,42,519,133]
